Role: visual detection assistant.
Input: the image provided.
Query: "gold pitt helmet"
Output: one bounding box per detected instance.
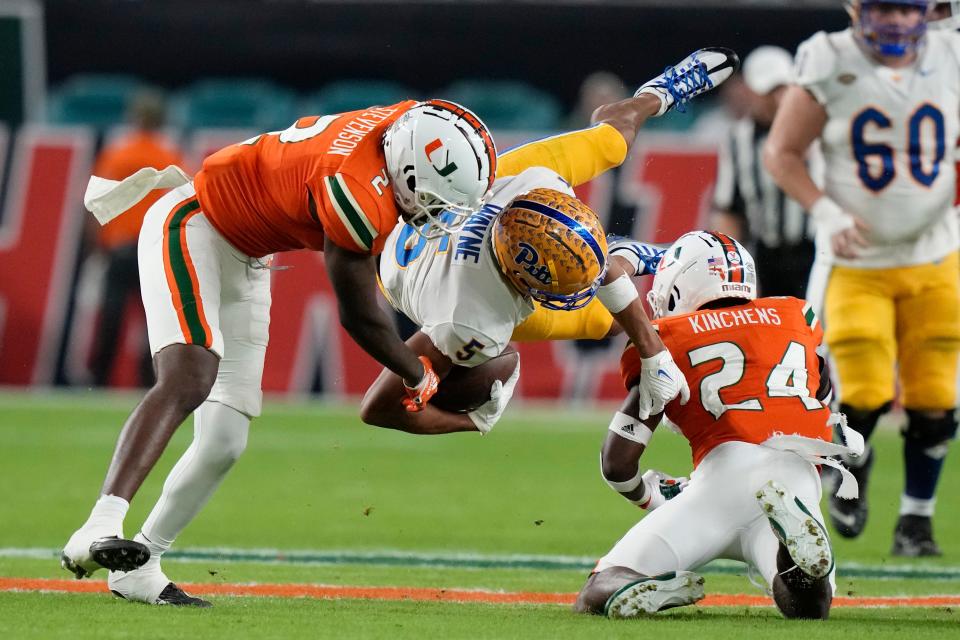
[491,188,608,310]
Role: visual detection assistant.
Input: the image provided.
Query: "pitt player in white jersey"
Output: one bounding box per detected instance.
[765,0,960,556]
[362,48,742,435]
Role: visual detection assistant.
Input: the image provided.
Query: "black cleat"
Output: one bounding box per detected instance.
[892,515,942,557]
[827,447,873,538]
[61,536,150,579]
[111,582,212,607]
[90,537,151,573]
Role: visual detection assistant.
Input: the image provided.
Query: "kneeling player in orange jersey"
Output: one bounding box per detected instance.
[573,231,864,620]
[63,100,496,605]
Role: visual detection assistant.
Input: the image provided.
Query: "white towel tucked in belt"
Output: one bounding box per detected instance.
[763,413,865,500]
[84,165,193,225]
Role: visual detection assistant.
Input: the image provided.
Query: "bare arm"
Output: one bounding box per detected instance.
[602,259,663,358]
[591,94,662,151]
[360,331,479,434]
[600,387,662,503]
[324,238,424,386]
[764,85,869,258]
[763,85,827,210]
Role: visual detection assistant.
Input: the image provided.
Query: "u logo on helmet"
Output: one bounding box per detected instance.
[423,138,458,177]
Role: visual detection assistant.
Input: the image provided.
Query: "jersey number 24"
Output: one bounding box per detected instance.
[688,341,822,419]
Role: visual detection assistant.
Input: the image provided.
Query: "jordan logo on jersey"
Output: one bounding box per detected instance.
[514,242,552,286]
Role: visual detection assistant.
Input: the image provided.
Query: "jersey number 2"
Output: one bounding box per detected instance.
[688,341,822,419]
[851,104,946,192]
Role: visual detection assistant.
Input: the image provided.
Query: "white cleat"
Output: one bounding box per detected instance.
[636,47,740,116]
[61,527,150,579]
[604,571,705,618]
[756,480,833,579]
[109,558,211,607]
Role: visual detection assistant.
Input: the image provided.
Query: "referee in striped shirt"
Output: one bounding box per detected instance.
[712,46,818,299]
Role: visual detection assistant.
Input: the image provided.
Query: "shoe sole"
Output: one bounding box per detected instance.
[757,481,833,579]
[62,538,151,579]
[604,571,705,618]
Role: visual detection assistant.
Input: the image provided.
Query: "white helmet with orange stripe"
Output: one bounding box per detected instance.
[647,230,757,319]
[383,99,496,238]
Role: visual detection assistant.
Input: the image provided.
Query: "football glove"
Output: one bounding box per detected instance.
[468,357,520,434]
[635,350,690,420]
[638,469,689,511]
[403,356,440,412]
[607,236,666,277]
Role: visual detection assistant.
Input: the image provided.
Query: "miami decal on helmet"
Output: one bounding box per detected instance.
[423,138,458,177]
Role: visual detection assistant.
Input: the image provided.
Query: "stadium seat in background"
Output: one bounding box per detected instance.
[305,80,417,115]
[440,80,562,130]
[47,74,147,128]
[170,78,297,131]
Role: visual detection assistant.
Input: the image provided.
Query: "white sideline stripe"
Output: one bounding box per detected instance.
[3,547,960,579]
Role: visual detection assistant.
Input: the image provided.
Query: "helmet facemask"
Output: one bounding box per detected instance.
[850,0,933,57]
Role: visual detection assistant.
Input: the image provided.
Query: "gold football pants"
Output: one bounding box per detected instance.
[824,251,960,411]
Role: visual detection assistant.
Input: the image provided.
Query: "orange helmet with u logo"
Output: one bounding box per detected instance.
[491,188,608,310]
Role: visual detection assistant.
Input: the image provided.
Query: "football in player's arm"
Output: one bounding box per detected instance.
[361,48,743,435]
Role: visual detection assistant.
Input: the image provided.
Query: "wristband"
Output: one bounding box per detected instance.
[603,465,644,493]
[597,274,639,313]
[809,196,854,235]
[608,411,654,446]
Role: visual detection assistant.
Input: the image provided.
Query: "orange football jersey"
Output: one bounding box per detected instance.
[621,297,831,467]
[194,101,418,257]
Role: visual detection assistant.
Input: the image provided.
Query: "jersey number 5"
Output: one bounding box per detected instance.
[851,104,945,192]
[688,341,822,419]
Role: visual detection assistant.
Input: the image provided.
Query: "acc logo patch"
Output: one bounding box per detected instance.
[726,250,740,263]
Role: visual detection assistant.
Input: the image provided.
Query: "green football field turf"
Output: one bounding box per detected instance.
[0,390,957,638]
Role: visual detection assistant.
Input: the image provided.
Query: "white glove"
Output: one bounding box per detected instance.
[467,357,520,434]
[635,350,690,420]
[638,469,689,511]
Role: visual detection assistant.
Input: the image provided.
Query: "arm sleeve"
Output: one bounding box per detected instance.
[794,31,836,106]
[425,323,505,367]
[496,123,628,186]
[313,172,392,254]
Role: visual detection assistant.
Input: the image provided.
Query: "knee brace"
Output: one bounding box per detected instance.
[840,402,891,442]
[903,410,958,456]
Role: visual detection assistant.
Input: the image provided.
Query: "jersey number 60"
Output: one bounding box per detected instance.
[851,104,946,192]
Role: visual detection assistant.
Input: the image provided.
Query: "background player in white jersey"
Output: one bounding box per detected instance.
[362,48,741,434]
[764,0,960,555]
[573,232,862,620]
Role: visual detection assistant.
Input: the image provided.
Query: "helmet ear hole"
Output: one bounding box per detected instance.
[668,287,678,312]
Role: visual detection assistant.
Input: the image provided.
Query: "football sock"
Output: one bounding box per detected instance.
[83,494,129,535]
[903,440,947,503]
[138,400,250,555]
[902,410,955,506]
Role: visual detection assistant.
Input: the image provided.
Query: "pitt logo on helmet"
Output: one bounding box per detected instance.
[492,188,608,311]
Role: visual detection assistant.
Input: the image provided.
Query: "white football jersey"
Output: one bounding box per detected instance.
[796,28,960,268]
[380,167,575,367]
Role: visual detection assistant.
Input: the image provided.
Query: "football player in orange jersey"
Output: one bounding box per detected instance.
[63,100,496,604]
[573,231,864,620]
